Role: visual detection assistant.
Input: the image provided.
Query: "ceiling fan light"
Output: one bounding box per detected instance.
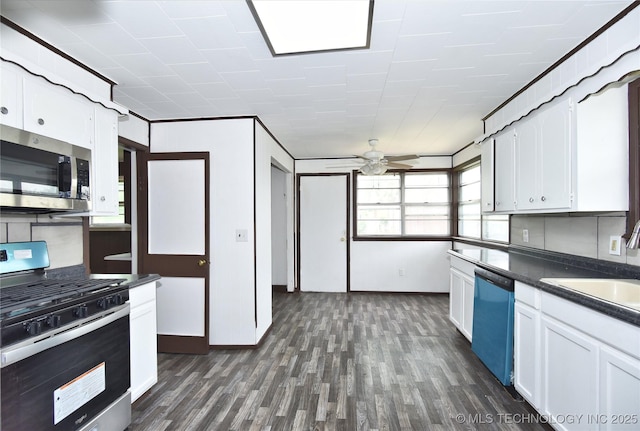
[373,164,387,175]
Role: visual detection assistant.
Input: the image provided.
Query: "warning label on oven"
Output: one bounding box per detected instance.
[53,362,106,425]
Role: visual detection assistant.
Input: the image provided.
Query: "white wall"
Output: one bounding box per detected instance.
[151,118,295,345]
[151,119,257,345]
[295,157,453,293]
[254,121,294,340]
[119,114,149,147]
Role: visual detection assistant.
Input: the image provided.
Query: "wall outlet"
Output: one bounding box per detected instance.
[236,229,248,242]
[522,229,529,243]
[609,235,622,255]
[399,268,405,276]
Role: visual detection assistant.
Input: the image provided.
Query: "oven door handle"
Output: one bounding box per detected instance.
[1,303,130,368]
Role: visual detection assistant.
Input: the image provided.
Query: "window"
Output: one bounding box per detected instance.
[355,171,451,237]
[456,162,509,242]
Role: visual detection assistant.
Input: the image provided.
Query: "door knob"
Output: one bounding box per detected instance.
[198,259,207,267]
[340,237,346,242]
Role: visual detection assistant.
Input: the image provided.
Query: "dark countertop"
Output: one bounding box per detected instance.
[90,273,161,289]
[45,265,161,289]
[448,247,640,327]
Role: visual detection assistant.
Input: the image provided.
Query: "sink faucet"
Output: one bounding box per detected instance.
[628,219,640,249]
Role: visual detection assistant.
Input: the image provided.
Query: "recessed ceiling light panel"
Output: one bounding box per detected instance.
[248,0,373,56]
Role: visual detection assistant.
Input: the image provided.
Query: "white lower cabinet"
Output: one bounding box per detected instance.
[448,255,475,341]
[541,315,598,431]
[514,282,640,430]
[129,281,158,403]
[599,346,640,431]
[514,301,540,406]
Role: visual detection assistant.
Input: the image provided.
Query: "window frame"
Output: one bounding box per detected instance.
[452,157,510,243]
[352,168,452,241]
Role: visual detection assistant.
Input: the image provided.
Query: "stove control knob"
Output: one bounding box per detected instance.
[46,315,62,328]
[74,306,88,318]
[97,298,110,310]
[111,294,124,306]
[25,320,42,336]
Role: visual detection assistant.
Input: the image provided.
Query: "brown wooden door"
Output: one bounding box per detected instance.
[137,152,210,354]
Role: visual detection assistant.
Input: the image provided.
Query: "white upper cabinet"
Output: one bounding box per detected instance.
[480,138,494,212]
[92,107,119,215]
[493,129,516,212]
[575,85,629,212]
[0,64,23,128]
[487,86,628,214]
[515,98,573,212]
[23,77,95,150]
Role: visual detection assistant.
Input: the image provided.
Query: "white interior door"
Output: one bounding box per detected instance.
[299,174,348,292]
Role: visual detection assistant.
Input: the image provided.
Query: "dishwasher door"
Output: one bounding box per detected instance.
[471,267,515,386]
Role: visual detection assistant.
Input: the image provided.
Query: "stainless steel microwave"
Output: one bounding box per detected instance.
[0,124,92,213]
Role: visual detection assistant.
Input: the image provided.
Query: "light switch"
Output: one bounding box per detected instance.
[522,229,529,243]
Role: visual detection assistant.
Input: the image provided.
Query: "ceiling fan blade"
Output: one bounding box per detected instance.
[387,162,413,169]
[386,154,419,162]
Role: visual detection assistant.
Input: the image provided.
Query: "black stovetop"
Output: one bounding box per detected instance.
[0,276,126,322]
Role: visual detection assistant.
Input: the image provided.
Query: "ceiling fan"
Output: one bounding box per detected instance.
[354,139,419,175]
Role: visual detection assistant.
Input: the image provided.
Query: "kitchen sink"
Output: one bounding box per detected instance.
[540,278,640,311]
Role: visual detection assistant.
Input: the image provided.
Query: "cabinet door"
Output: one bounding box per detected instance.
[514,302,540,407]
[92,107,119,215]
[22,77,94,149]
[480,138,494,212]
[493,129,516,212]
[514,116,538,210]
[0,65,23,128]
[449,268,463,331]
[537,98,572,210]
[129,281,158,403]
[599,346,640,431]
[461,274,475,341]
[542,316,598,431]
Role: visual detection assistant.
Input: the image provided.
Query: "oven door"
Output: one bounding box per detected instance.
[1,305,131,431]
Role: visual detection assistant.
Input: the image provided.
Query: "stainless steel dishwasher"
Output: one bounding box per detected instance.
[471,267,515,386]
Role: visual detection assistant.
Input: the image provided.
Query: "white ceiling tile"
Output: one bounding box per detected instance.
[68,22,147,56]
[200,47,257,73]
[140,36,206,65]
[143,75,192,94]
[174,16,244,50]
[157,1,227,19]
[101,1,183,39]
[111,52,175,78]
[169,63,224,84]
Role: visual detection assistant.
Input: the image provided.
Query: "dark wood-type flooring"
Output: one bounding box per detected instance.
[131,292,546,430]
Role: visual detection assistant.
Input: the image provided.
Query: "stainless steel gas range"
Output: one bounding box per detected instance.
[0,241,132,431]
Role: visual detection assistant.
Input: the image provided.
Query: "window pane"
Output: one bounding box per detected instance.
[405,218,449,235]
[405,173,449,187]
[459,202,481,217]
[459,182,481,202]
[358,189,401,203]
[405,188,450,203]
[358,174,400,188]
[357,205,401,220]
[405,205,450,216]
[460,165,481,185]
[459,220,481,238]
[358,220,401,235]
[483,214,509,242]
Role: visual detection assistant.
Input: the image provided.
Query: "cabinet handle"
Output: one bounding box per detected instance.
[529,197,534,203]
[541,196,546,202]
[37,118,45,125]
[0,107,8,115]
[100,196,106,202]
